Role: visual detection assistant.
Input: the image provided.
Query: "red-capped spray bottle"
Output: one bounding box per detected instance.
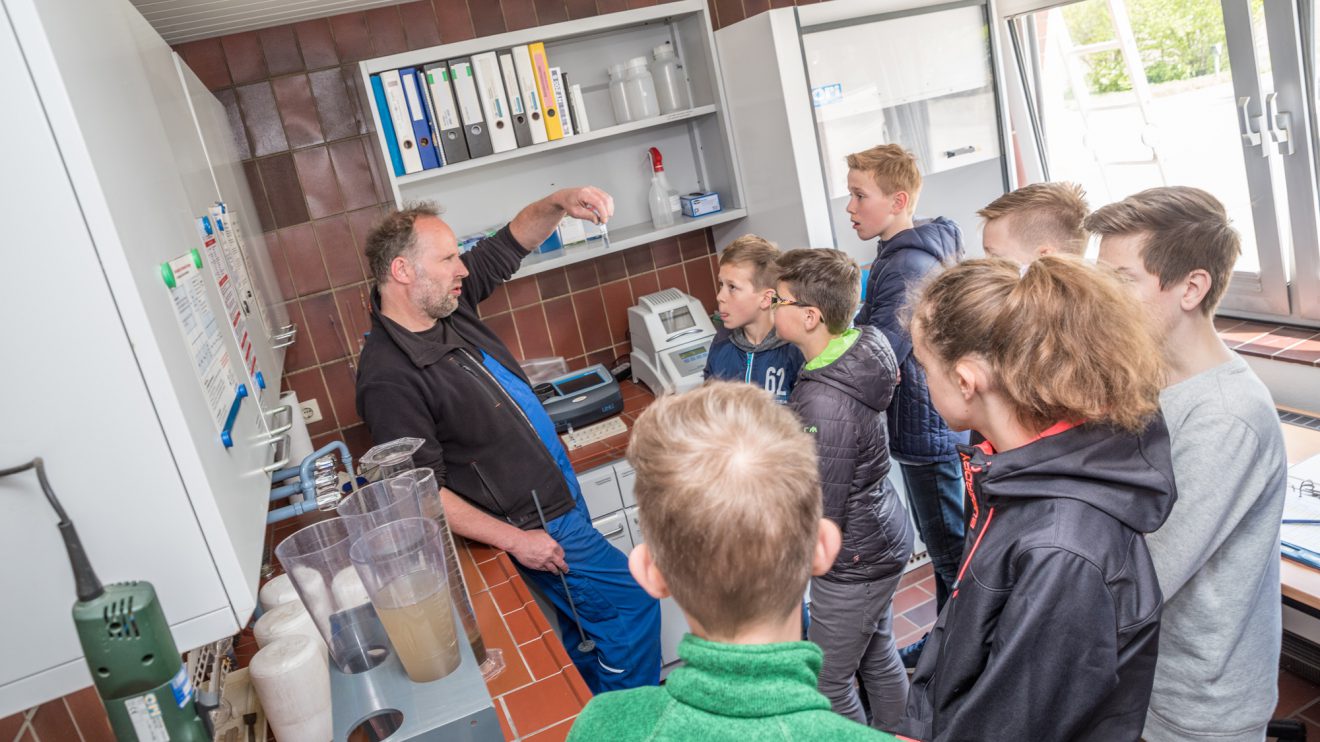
[647,146,680,229]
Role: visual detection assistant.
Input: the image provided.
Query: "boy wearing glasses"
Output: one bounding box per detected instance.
[773,248,914,731]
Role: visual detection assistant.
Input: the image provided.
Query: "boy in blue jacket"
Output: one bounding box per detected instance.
[704,235,804,403]
[848,144,967,666]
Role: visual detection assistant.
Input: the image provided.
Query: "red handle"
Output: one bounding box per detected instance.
[648,146,664,172]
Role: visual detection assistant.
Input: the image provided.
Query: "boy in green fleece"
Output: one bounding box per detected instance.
[567,382,896,742]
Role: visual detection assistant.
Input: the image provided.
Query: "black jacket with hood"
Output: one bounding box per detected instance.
[855,218,969,463]
[898,418,1177,742]
[355,226,577,530]
[788,326,913,583]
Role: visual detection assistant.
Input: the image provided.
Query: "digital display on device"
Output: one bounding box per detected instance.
[553,372,605,396]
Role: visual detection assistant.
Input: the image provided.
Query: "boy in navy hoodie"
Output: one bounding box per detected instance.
[704,235,804,403]
[849,144,967,666]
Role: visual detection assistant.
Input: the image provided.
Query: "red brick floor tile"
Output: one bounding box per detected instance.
[29,701,78,742]
[520,634,561,680]
[478,555,512,587]
[471,590,533,697]
[496,699,516,741]
[503,673,584,737]
[490,580,523,614]
[470,541,503,563]
[1277,667,1320,716]
[525,717,575,741]
[899,563,934,589]
[511,575,535,606]
[893,613,919,640]
[529,602,555,636]
[456,543,484,592]
[893,584,931,614]
[0,712,25,742]
[901,598,938,630]
[505,607,540,645]
[563,665,592,705]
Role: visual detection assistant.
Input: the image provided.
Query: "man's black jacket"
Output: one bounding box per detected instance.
[355,226,576,529]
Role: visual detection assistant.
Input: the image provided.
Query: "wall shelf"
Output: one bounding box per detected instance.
[395,105,717,186]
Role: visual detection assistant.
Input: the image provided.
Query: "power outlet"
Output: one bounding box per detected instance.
[300,398,323,424]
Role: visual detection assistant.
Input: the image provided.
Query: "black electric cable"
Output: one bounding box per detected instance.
[0,458,103,602]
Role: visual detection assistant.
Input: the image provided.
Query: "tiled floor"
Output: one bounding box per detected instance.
[1275,667,1320,739]
[894,562,939,646]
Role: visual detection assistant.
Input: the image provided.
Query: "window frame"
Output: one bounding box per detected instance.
[996,0,1320,325]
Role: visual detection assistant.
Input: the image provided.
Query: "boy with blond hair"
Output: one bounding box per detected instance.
[978,181,1090,264]
[567,383,896,741]
[848,144,965,667]
[773,248,913,730]
[704,234,804,403]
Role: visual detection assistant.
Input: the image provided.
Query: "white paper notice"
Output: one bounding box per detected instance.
[210,203,266,332]
[165,251,238,431]
[197,217,260,387]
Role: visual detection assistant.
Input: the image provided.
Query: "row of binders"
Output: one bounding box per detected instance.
[370,43,591,176]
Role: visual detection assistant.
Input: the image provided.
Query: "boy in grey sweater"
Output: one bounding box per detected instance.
[1091,187,1288,742]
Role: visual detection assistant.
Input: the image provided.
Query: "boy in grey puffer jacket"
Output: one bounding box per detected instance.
[773,248,914,732]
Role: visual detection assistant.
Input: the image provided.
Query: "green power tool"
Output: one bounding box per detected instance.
[2,459,209,742]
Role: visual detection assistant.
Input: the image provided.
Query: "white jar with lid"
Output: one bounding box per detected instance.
[608,63,632,125]
[651,42,691,114]
[623,56,660,120]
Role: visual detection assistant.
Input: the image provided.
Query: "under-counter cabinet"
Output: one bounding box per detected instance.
[578,461,691,667]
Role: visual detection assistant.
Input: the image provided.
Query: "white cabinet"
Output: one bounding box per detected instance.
[616,462,638,509]
[359,0,746,279]
[580,468,626,519]
[592,511,633,555]
[714,1,1011,264]
[624,506,644,551]
[0,0,287,715]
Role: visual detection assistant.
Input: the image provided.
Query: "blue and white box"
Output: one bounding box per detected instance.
[680,191,721,217]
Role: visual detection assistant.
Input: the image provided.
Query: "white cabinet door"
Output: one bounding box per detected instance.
[578,468,623,519]
[624,505,644,548]
[592,511,633,555]
[615,462,637,509]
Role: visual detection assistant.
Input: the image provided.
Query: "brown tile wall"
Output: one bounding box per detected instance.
[2,0,825,733]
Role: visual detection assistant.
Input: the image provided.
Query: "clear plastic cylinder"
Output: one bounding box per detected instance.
[396,468,504,679]
[336,477,422,543]
[274,518,393,674]
[651,43,690,114]
[350,518,461,683]
[623,56,659,120]
[608,63,632,125]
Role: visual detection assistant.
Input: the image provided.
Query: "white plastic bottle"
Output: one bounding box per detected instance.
[608,63,632,125]
[651,43,691,114]
[648,148,675,229]
[648,146,681,217]
[624,56,660,120]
